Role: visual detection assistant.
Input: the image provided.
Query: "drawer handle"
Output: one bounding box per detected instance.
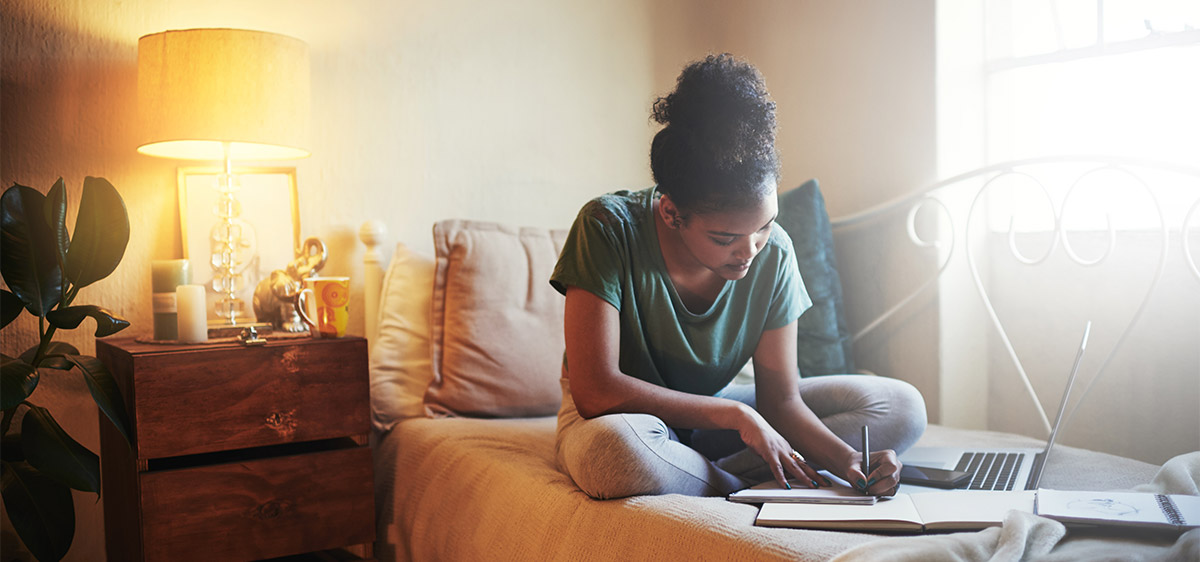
[265,410,298,438]
[252,499,290,520]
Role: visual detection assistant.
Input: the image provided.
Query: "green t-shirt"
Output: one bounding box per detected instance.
[550,187,812,396]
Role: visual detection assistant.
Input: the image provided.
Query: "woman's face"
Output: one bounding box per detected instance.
[671,189,778,281]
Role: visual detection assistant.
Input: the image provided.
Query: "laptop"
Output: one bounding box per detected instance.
[899,321,1091,493]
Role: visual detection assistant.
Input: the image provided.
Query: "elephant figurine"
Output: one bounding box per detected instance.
[252,237,328,332]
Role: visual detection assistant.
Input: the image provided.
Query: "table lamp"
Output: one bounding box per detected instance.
[137,28,310,327]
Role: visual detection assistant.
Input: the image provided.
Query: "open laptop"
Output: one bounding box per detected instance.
[899,321,1091,493]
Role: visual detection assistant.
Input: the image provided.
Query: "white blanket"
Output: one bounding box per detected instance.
[831,452,1200,562]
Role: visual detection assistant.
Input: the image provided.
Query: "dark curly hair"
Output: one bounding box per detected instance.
[650,53,780,214]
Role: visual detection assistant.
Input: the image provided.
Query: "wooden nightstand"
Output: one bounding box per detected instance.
[96,336,375,561]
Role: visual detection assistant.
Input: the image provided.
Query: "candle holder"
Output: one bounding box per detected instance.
[151,259,191,340]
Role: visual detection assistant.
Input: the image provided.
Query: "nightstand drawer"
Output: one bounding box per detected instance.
[122,338,368,458]
[139,445,374,561]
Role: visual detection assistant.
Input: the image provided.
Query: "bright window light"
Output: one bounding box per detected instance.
[981,0,1200,231]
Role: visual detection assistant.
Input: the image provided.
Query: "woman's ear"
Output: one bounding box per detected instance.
[659,194,685,229]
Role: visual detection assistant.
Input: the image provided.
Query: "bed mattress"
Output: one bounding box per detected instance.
[372,418,1186,561]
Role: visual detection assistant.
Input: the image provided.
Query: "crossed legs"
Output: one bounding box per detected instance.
[555,375,927,499]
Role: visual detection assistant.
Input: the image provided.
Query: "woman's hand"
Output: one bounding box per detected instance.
[840,449,901,496]
[731,403,829,490]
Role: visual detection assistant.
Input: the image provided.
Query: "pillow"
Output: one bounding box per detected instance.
[775,179,855,376]
[424,219,568,418]
[369,243,437,431]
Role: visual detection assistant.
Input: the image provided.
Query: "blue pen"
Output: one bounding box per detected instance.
[860,425,870,494]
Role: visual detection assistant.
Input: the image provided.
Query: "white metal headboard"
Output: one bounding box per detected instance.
[827,155,1200,436]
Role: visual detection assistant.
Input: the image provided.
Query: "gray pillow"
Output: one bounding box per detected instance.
[775,179,855,376]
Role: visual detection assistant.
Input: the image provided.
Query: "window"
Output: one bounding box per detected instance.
[941,0,1200,231]
[985,0,1200,165]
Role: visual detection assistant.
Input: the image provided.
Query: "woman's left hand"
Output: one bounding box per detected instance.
[840,449,901,496]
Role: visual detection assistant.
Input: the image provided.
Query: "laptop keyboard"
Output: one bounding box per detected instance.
[955,452,1025,491]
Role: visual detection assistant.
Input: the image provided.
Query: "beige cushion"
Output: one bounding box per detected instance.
[369,243,437,431]
[424,219,568,418]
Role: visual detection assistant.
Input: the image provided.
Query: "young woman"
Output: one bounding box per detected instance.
[550,54,926,499]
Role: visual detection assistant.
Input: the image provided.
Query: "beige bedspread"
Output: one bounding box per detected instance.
[373,417,1191,561]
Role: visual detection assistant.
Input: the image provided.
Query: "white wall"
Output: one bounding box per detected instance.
[652,0,938,217]
[3,0,661,352]
[935,0,991,432]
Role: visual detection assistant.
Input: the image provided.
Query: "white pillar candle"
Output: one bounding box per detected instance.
[176,284,208,343]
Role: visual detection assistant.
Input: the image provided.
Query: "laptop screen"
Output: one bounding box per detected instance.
[1030,320,1092,489]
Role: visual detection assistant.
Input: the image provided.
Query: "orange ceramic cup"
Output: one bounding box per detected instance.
[297,276,350,338]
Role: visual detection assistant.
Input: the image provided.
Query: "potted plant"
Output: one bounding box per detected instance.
[1,177,134,562]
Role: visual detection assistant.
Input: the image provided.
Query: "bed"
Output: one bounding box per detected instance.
[361,157,1200,561]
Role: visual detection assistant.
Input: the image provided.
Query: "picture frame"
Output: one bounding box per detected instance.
[178,166,301,322]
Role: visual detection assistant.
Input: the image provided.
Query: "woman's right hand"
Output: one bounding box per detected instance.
[731,403,828,490]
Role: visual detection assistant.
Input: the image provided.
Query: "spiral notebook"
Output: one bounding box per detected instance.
[1035,490,1200,532]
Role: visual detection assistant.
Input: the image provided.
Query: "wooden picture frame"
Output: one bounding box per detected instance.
[178,166,301,322]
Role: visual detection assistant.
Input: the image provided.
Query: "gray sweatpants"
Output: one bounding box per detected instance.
[555,375,927,499]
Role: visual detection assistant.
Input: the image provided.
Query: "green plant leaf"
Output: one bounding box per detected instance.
[2,460,75,562]
[62,354,133,447]
[1,355,39,410]
[64,177,129,289]
[1,289,23,328]
[21,405,100,493]
[19,342,79,371]
[46,305,130,337]
[43,178,70,273]
[1,431,21,461]
[1,184,64,316]
[2,408,16,439]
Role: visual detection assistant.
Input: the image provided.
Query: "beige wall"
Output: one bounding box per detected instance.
[1,1,937,559]
[652,0,937,217]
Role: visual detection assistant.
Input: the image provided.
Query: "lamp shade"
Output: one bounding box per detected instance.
[137,28,311,161]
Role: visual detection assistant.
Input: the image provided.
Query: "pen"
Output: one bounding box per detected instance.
[860,425,870,494]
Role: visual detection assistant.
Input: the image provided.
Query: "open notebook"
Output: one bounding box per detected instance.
[755,489,1200,533]
[755,491,1035,532]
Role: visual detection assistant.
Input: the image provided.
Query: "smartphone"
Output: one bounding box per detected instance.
[899,464,972,489]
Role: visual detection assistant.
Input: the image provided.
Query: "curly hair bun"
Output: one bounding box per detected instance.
[650,54,780,212]
[652,53,777,169]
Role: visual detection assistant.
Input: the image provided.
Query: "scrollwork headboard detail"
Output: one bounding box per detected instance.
[829,155,1199,443]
